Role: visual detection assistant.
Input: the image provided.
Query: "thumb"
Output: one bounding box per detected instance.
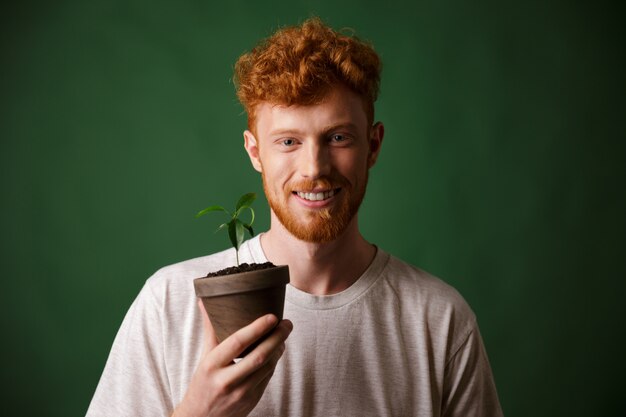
[197,298,219,354]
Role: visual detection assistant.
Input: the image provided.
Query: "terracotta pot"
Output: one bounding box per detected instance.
[194,265,290,357]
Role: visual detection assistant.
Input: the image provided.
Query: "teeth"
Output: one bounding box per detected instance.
[297,189,336,201]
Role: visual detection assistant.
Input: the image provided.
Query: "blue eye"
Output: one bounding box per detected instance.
[282,139,296,146]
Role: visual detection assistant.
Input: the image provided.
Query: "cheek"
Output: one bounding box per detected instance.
[335,151,369,178]
[259,153,291,188]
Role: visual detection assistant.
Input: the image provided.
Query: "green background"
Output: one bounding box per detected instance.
[2,0,624,415]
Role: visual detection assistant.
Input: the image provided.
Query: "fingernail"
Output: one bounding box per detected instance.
[284,320,293,332]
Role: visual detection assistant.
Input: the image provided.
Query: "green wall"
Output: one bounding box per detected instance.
[2,0,624,415]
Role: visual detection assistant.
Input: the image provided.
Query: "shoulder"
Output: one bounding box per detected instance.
[385,255,472,310]
[143,246,237,302]
[379,253,477,341]
[151,246,236,282]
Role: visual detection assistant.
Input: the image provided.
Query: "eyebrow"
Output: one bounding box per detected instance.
[268,123,360,137]
[322,122,360,135]
[268,128,305,137]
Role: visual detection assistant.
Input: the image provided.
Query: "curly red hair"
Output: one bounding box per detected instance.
[234,17,382,132]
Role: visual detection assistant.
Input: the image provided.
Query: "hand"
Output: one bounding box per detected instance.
[172,300,293,417]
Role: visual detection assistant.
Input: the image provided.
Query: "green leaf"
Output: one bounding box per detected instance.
[196,205,228,218]
[235,220,245,249]
[235,193,257,212]
[215,223,228,233]
[228,220,245,251]
[197,193,256,256]
[228,220,238,250]
[236,206,255,228]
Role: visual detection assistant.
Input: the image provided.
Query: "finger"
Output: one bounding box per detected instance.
[209,314,279,367]
[249,341,285,390]
[254,357,279,392]
[197,299,219,354]
[232,320,292,379]
[240,345,285,405]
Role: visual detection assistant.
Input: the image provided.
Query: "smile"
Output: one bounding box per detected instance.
[294,189,339,201]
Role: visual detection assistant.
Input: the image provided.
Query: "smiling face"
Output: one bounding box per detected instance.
[244,84,384,243]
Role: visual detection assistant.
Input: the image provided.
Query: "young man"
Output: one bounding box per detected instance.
[87,18,502,417]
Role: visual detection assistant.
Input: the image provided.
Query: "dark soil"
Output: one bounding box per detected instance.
[205,262,276,278]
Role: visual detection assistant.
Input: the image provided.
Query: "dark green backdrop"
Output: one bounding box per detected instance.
[2,0,624,415]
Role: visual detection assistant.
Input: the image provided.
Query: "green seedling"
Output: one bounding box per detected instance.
[196,192,256,266]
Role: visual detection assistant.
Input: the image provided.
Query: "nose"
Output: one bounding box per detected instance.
[300,141,331,179]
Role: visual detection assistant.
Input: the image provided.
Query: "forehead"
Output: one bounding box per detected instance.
[254,86,368,138]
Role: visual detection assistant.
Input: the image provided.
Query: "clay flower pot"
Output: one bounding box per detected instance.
[194,265,290,357]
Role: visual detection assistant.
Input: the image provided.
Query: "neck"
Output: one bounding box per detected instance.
[260,211,377,295]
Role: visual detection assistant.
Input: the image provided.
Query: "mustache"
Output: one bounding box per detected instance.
[289,176,349,192]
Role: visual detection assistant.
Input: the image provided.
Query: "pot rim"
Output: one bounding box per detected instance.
[194,264,290,298]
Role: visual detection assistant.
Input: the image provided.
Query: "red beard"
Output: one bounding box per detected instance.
[262,172,368,243]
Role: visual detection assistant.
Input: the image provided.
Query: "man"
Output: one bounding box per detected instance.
[87,18,503,417]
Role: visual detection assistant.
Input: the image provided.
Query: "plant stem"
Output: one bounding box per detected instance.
[236,250,239,266]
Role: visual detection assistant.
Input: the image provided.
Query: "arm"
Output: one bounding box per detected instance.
[87,283,292,417]
[442,326,503,417]
[86,283,174,416]
[172,300,292,417]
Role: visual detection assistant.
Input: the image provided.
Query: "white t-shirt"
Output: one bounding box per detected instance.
[87,235,503,417]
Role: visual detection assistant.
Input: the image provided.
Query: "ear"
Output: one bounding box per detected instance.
[367,122,385,168]
[243,130,263,173]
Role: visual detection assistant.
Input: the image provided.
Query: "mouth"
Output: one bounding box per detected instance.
[293,188,341,202]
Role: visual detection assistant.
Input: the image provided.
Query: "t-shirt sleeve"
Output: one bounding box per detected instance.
[86,281,173,417]
[442,323,503,417]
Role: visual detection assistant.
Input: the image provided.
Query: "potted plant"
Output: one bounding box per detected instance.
[193,192,290,356]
